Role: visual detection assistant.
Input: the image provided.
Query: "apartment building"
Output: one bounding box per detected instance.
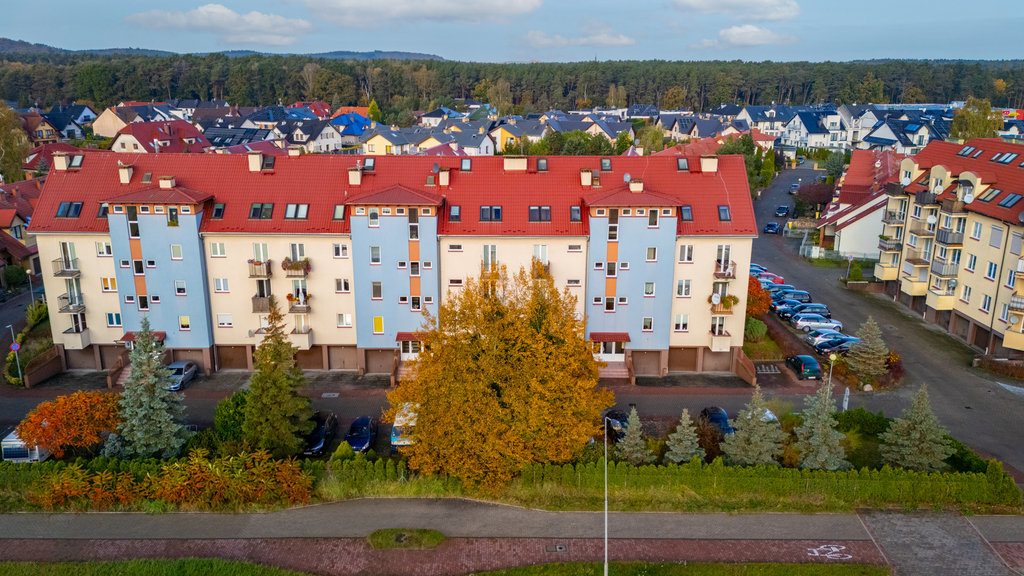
[874,138,1024,357]
[34,151,756,379]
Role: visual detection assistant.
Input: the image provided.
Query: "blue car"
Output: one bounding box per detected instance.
[763,222,780,234]
[775,206,789,217]
[700,407,735,436]
[344,416,378,453]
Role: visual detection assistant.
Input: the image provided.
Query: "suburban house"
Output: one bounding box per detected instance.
[23,143,79,178]
[203,127,273,148]
[93,105,175,138]
[815,149,903,257]
[0,177,43,274]
[328,112,372,145]
[110,121,211,154]
[288,101,332,120]
[271,120,345,153]
[41,111,84,141]
[19,113,60,146]
[46,104,98,126]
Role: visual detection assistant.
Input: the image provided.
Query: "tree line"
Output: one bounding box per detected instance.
[3,52,1024,123]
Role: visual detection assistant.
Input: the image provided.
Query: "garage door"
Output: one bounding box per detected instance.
[703,350,732,372]
[328,346,358,370]
[632,351,661,376]
[296,347,323,370]
[218,346,249,370]
[668,348,697,372]
[366,349,395,374]
[173,349,207,373]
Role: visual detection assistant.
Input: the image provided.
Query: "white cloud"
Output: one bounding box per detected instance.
[673,0,801,22]
[690,25,799,50]
[124,4,314,46]
[524,20,637,49]
[300,0,542,27]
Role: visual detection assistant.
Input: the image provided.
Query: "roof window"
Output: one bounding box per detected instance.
[142,173,152,184]
[718,205,731,221]
[677,158,689,171]
[998,194,1023,208]
[249,203,274,219]
[537,158,548,171]
[363,157,375,171]
[600,158,611,171]
[211,203,225,219]
[261,156,275,170]
[680,205,693,221]
[69,155,83,169]
[978,188,1002,202]
[56,202,82,218]
[971,149,984,158]
[461,158,471,171]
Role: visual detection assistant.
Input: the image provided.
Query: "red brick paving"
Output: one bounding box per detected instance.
[990,543,1024,569]
[0,538,885,575]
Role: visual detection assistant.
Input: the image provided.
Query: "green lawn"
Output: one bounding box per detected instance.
[743,338,784,361]
[0,559,311,576]
[479,562,889,576]
[367,528,445,549]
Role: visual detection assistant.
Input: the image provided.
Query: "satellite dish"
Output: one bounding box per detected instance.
[926,215,937,225]
[948,279,957,289]
[1019,212,1024,224]
[623,172,631,183]
[1011,315,1021,325]
[432,163,440,174]
[711,293,722,305]
[964,194,975,204]
[875,160,881,168]
[901,176,911,186]
[933,184,943,194]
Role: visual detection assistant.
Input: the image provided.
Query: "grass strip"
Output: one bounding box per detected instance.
[367,528,446,549]
[0,559,312,575]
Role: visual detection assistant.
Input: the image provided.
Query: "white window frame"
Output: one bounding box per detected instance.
[674,314,689,332]
[642,317,654,332]
[170,245,183,260]
[336,278,351,293]
[217,314,233,328]
[214,278,229,293]
[676,279,691,297]
[678,245,694,263]
[337,313,353,327]
[210,242,226,257]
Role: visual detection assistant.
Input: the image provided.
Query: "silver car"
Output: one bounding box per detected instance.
[804,329,843,346]
[166,360,198,391]
[790,314,842,333]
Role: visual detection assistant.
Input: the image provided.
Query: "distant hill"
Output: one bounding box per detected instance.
[0,38,443,61]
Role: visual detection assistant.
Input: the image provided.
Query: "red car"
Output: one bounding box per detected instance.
[758,272,785,284]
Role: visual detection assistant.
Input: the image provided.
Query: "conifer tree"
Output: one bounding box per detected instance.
[846,317,889,385]
[879,385,954,471]
[721,386,787,466]
[367,99,381,122]
[617,406,653,466]
[794,383,850,470]
[664,408,704,464]
[242,296,313,457]
[107,317,190,458]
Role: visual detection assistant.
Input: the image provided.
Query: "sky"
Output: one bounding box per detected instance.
[2,0,1022,62]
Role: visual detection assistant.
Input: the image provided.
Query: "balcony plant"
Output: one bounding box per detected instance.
[878,234,889,240]
[247,259,271,266]
[285,293,312,303]
[281,257,312,273]
[708,294,740,309]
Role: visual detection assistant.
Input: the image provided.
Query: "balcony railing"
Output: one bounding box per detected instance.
[915,191,938,205]
[878,238,902,252]
[283,258,311,278]
[909,223,936,237]
[885,183,906,197]
[248,260,272,278]
[1010,295,1024,313]
[288,294,311,314]
[710,302,735,315]
[935,229,964,246]
[930,261,960,278]
[713,260,737,279]
[57,292,85,313]
[252,295,270,313]
[905,249,932,265]
[882,211,906,225]
[940,198,967,215]
[63,324,87,334]
[52,258,80,277]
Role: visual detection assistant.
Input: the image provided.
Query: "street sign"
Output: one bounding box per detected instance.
[9,343,19,352]
[848,255,854,262]
[843,386,850,412]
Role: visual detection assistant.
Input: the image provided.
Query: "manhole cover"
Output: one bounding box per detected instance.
[884,325,897,331]
[321,393,339,398]
[545,544,567,553]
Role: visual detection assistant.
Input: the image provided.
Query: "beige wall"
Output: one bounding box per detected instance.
[438,236,590,317]
[669,236,751,349]
[951,210,1019,335]
[112,134,145,153]
[203,234,356,347]
[92,110,128,139]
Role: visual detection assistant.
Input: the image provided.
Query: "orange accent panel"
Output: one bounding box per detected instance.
[408,240,419,261]
[605,277,616,297]
[606,242,618,262]
[134,275,147,296]
[410,276,421,297]
[129,239,142,259]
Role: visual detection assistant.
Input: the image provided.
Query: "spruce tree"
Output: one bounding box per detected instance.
[721,386,787,466]
[617,407,653,466]
[846,316,889,385]
[664,408,704,464]
[108,317,190,458]
[795,383,850,470]
[367,99,381,122]
[242,296,313,457]
[879,385,954,471]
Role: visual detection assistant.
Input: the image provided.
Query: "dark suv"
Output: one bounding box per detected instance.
[303,411,338,456]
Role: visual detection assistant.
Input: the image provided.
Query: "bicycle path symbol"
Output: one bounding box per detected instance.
[807,544,853,560]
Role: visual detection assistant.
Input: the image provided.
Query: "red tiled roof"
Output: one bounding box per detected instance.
[113,120,210,154]
[0,230,32,260]
[589,332,630,342]
[0,177,43,221]
[395,331,426,342]
[119,331,166,342]
[587,185,681,207]
[331,107,370,119]
[102,186,214,205]
[0,209,17,228]
[838,149,903,206]
[23,143,79,171]
[347,185,443,206]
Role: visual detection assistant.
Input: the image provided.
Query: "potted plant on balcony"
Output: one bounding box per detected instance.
[247,258,271,266]
[878,234,889,240]
[281,257,312,273]
[286,293,312,304]
[707,294,740,309]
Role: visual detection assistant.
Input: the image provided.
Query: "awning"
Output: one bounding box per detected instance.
[395,332,426,342]
[589,332,630,342]
[118,331,166,342]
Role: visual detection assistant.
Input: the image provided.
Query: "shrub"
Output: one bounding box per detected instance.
[695,418,723,463]
[744,317,767,342]
[3,265,26,288]
[835,407,891,435]
[214,390,249,441]
[330,441,355,463]
[25,301,48,329]
[945,437,988,474]
[978,357,1024,380]
[849,263,863,281]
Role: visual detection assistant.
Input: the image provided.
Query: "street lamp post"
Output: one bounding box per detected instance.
[604,415,610,576]
[6,324,20,382]
[829,353,837,387]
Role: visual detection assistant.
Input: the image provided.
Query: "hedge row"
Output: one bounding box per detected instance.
[301,457,409,483]
[519,457,1022,506]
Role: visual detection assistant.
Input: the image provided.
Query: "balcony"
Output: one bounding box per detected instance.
[930,261,960,278]
[289,327,313,350]
[712,261,737,279]
[62,326,90,350]
[283,258,311,278]
[1015,258,1024,280]
[252,295,271,313]
[874,263,899,281]
[711,302,735,315]
[1010,295,1024,313]
[1003,327,1024,352]
[287,294,312,314]
[940,198,967,215]
[57,293,85,313]
[935,229,964,246]
[881,211,906,225]
[905,249,931,265]
[709,331,732,353]
[885,183,906,197]
[248,260,272,278]
[52,258,80,277]
[878,238,902,252]
[915,191,938,205]
[901,278,928,297]
[926,289,956,311]
[909,223,935,238]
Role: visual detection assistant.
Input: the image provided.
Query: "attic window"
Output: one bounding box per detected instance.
[97,203,109,218]
[333,205,345,220]
[537,158,548,171]
[261,156,276,170]
[680,205,693,221]
[56,202,83,218]
[999,153,1019,164]
[677,158,689,171]
[363,158,375,171]
[957,146,975,156]
[998,194,1023,208]
[142,173,152,184]
[718,206,731,221]
[426,175,435,186]
[212,203,225,219]
[249,203,274,219]
[979,188,1001,202]
[461,158,472,171]
[971,149,984,159]
[600,158,611,171]
[69,155,83,169]
[570,206,581,222]
[450,205,461,222]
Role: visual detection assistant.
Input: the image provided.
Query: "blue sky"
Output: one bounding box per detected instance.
[2,0,1022,62]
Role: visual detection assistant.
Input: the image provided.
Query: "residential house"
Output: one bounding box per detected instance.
[272,120,345,153]
[420,107,463,127]
[203,127,273,148]
[19,113,59,146]
[93,105,175,138]
[329,112,372,145]
[862,118,950,155]
[111,121,211,154]
[41,111,84,141]
[23,143,79,178]
[0,177,42,274]
[815,149,903,257]
[288,101,332,120]
[48,104,98,127]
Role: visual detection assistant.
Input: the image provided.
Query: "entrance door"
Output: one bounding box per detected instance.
[595,341,625,362]
[400,340,420,361]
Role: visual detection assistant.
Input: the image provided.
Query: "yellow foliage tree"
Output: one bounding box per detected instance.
[386,261,613,490]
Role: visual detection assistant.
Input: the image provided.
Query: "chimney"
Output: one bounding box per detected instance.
[288,146,301,156]
[52,152,69,171]
[629,179,644,193]
[159,176,175,189]
[636,146,644,156]
[348,167,362,186]
[247,151,263,172]
[439,168,450,186]
[700,155,718,173]
[478,126,485,134]
[580,168,593,186]
[503,156,527,171]
[118,163,134,184]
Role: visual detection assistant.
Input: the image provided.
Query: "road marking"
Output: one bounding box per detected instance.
[998,383,1024,398]
[806,544,852,560]
[321,393,339,398]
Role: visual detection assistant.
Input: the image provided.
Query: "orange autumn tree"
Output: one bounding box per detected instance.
[386,261,613,490]
[16,391,121,457]
[747,275,771,318]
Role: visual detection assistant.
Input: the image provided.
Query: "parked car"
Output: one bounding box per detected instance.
[774,290,811,304]
[750,264,767,277]
[767,284,796,295]
[804,329,844,346]
[758,272,785,284]
[344,415,378,453]
[759,279,774,290]
[814,338,856,356]
[699,407,735,436]
[785,355,821,380]
[789,183,800,194]
[166,360,197,391]
[770,299,803,314]
[791,314,843,332]
[786,303,831,319]
[775,206,790,217]
[797,156,806,164]
[763,222,780,234]
[750,263,767,272]
[303,411,338,456]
